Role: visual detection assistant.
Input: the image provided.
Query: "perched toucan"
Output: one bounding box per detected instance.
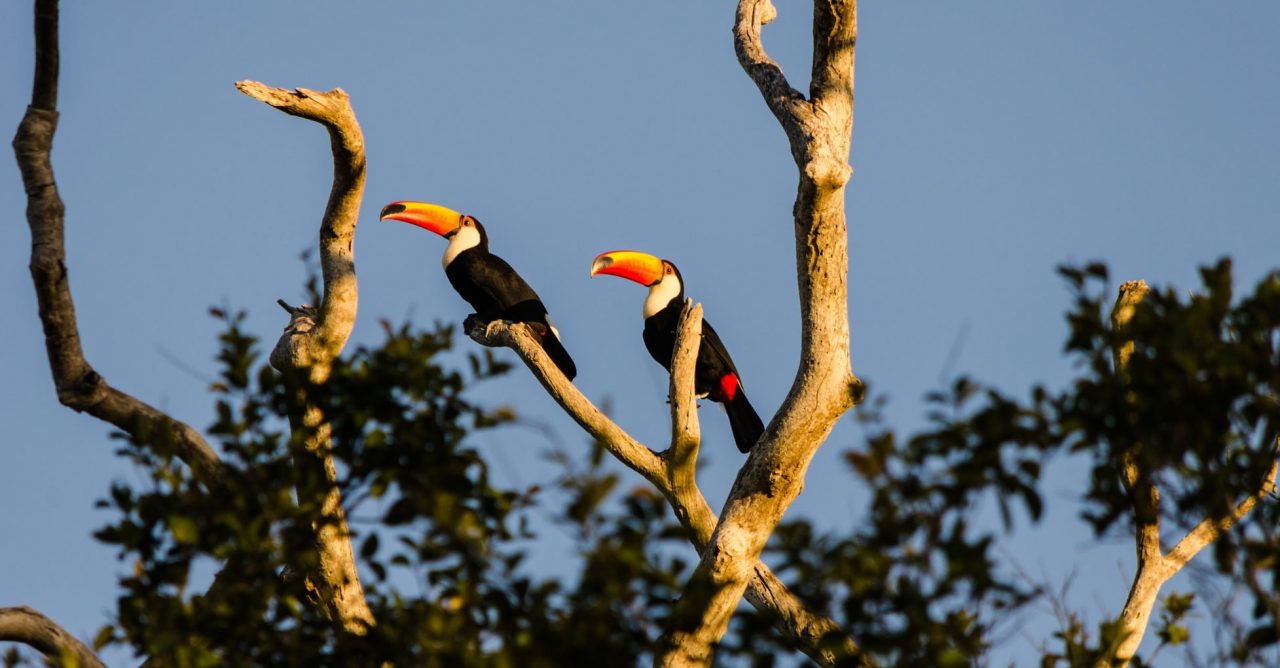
[381,201,577,380]
[590,250,763,452]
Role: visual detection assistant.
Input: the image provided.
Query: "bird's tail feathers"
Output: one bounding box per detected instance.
[725,388,764,453]
[539,327,577,381]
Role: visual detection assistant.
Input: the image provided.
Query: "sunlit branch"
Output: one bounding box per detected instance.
[655,0,864,664]
[1166,458,1278,570]
[1098,282,1277,668]
[237,80,373,633]
[665,300,703,497]
[464,314,863,666]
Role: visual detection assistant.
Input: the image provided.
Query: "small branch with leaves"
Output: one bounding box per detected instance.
[1098,281,1280,668]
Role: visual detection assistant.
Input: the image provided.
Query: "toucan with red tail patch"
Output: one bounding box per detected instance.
[381,201,576,380]
[590,250,763,452]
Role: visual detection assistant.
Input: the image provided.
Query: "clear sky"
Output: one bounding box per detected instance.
[3,2,1279,666]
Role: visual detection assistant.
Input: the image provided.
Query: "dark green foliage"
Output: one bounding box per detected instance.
[1056,260,1280,539]
[732,260,1280,666]
[73,257,1280,666]
[738,382,1046,667]
[91,313,692,666]
[1053,261,1280,663]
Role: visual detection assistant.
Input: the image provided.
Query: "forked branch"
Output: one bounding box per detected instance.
[655,1,862,664]
[465,307,865,667]
[1098,282,1279,668]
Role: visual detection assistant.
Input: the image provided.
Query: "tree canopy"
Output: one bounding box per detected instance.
[5,1,1280,666]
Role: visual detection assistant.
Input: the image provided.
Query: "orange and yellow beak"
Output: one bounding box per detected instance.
[590,250,665,286]
[380,201,464,238]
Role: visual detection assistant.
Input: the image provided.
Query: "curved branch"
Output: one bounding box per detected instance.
[733,0,807,138]
[236,81,364,383]
[237,81,372,633]
[0,606,105,668]
[465,317,867,667]
[13,0,230,492]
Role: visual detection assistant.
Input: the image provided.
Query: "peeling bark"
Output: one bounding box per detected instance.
[0,606,106,668]
[237,81,374,634]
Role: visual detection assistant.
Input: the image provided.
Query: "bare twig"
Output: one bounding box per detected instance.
[465,315,867,667]
[0,605,106,668]
[237,80,372,633]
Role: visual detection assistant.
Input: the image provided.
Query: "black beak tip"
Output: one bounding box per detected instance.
[380,203,407,219]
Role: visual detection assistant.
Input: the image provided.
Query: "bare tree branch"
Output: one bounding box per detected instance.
[1097,282,1277,668]
[235,81,363,384]
[655,2,862,664]
[13,0,231,493]
[236,81,373,634]
[1166,458,1279,571]
[465,315,868,667]
[666,300,703,500]
[1101,279,1170,667]
[465,317,666,483]
[0,605,106,668]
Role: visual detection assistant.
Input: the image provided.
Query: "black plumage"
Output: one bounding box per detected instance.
[642,289,763,453]
[445,219,577,380]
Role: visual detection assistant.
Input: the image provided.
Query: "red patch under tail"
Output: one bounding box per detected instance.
[716,372,740,402]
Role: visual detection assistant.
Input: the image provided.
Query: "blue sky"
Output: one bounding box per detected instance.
[3,2,1279,665]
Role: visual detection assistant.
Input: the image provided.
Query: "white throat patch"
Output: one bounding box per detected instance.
[643,275,682,319]
[442,225,482,269]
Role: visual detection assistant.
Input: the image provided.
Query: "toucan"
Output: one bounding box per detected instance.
[381,201,577,380]
[590,250,763,452]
